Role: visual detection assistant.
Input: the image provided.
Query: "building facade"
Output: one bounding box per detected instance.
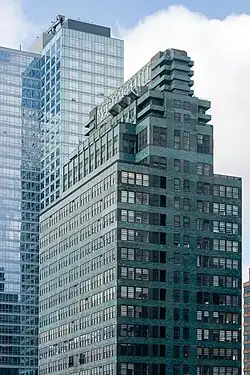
[0,16,124,375]
[244,271,250,374]
[0,46,40,375]
[36,16,124,209]
[39,49,242,375]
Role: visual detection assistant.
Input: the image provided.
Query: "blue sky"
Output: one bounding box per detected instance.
[22,0,250,30]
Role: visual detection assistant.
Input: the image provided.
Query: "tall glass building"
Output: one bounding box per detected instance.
[39,49,242,375]
[0,46,40,375]
[0,15,124,375]
[36,16,124,208]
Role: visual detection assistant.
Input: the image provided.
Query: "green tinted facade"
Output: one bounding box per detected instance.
[39,49,242,375]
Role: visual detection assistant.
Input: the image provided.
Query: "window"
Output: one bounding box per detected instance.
[183,217,190,229]
[153,126,167,147]
[184,101,190,110]
[121,172,149,186]
[183,132,190,151]
[183,160,190,173]
[174,112,181,122]
[183,180,190,192]
[197,134,210,154]
[197,163,203,175]
[174,216,180,228]
[174,100,181,108]
[137,128,148,151]
[174,197,181,210]
[184,114,190,123]
[174,130,181,149]
[174,178,181,191]
[174,159,181,172]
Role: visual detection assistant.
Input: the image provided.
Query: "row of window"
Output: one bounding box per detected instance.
[120,324,165,338]
[197,255,239,270]
[197,347,239,361]
[196,310,239,324]
[40,303,115,344]
[40,171,116,232]
[120,266,166,282]
[39,360,114,375]
[41,207,116,247]
[57,191,116,237]
[121,171,149,186]
[197,292,239,307]
[40,228,116,279]
[40,232,116,280]
[40,266,115,297]
[197,274,239,288]
[197,328,239,342]
[40,285,116,313]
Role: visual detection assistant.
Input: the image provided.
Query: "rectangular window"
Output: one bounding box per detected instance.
[174,130,181,149]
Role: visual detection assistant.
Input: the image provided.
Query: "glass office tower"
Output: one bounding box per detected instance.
[0,46,40,375]
[38,16,124,208]
[0,15,124,375]
[39,49,242,375]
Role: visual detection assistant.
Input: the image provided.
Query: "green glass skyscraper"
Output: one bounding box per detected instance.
[39,49,242,375]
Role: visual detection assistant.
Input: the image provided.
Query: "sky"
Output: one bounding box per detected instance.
[1,0,250,281]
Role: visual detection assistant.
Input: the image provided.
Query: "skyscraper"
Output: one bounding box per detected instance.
[33,15,124,209]
[0,46,40,375]
[0,15,124,375]
[39,49,242,375]
[244,271,250,373]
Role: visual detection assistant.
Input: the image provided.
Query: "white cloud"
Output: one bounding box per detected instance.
[119,5,250,280]
[0,0,37,49]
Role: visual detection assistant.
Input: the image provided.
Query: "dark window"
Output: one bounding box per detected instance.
[174,290,181,302]
[183,160,190,173]
[174,234,181,247]
[184,114,190,123]
[174,327,180,339]
[183,309,189,322]
[174,308,180,321]
[183,290,189,303]
[123,134,136,154]
[160,232,166,245]
[174,130,181,149]
[174,159,181,172]
[160,214,166,226]
[173,345,180,358]
[153,126,167,147]
[174,365,180,375]
[183,272,190,284]
[183,328,189,339]
[160,176,166,189]
[174,271,181,284]
[183,345,190,358]
[137,128,148,151]
[160,195,166,207]
[183,179,190,192]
